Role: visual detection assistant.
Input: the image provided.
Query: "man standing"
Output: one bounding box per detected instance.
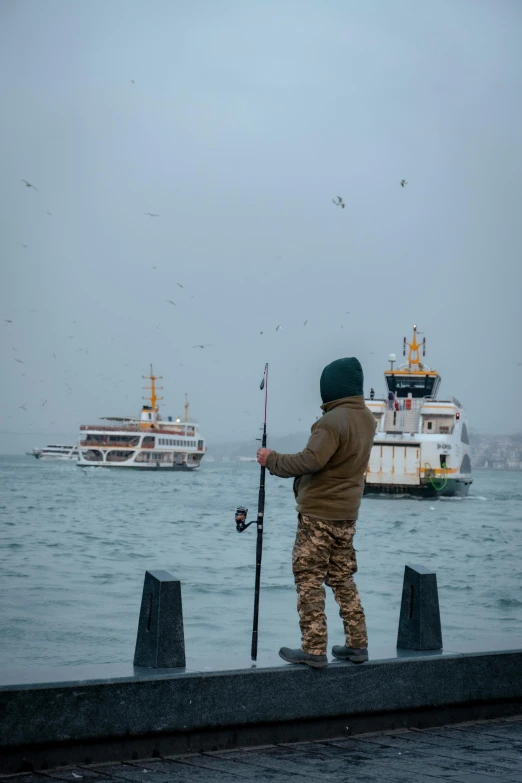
[257,357,375,668]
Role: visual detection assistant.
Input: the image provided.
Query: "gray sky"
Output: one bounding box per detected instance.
[2,0,522,453]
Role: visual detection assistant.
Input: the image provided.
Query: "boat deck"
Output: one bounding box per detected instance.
[6,716,522,782]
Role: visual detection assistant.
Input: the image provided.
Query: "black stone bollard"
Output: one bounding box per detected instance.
[397,564,443,651]
[134,570,186,668]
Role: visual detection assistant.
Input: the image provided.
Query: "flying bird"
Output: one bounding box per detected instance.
[21,244,30,249]
[52,353,56,359]
[177,282,184,288]
[332,196,345,209]
[21,179,38,191]
[131,80,135,84]
[14,358,24,364]
[400,180,407,187]
[193,344,211,349]
[303,320,308,326]
[145,213,160,217]
[276,325,281,331]
[260,330,264,335]
[5,319,12,323]
[516,362,522,367]
[167,300,176,306]
[42,400,47,407]
[19,404,28,412]
[46,212,52,216]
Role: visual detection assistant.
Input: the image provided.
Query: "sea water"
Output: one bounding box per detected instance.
[0,456,521,668]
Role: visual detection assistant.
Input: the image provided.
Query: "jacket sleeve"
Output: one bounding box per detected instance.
[265,420,340,478]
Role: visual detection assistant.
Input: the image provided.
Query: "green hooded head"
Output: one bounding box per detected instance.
[320,357,364,404]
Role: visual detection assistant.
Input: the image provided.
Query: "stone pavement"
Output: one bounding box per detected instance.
[4,715,522,783]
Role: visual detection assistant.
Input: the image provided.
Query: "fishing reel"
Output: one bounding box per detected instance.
[235,506,254,533]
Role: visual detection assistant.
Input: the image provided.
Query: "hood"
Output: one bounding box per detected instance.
[320,357,364,403]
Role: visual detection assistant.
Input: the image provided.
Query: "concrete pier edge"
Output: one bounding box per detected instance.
[2,648,522,774]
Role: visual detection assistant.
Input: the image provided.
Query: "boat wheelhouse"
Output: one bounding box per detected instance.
[364,326,472,497]
[77,367,206,470]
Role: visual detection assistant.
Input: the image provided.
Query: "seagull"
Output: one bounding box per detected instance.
[5,319,12,323]
[42,400,47,407]
[193,344,211,349]
[516,362,522,367]
[167,300,176,306]
[401,180,407,187]
[53,353,56,359]
[260,330,264,335]
[19,404,28,411]
[177,282,184,288]
[276,325,281,331]
[152,265,157,269]
[131,80,135,84]
[21,179,38,191]
[14,358,24,364]
[21,244,30,249]
[145,213,160,217]
[303,320,308,326]
[332,196,345,209]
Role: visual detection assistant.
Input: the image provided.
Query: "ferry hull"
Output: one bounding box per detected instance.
[364,477,472,498]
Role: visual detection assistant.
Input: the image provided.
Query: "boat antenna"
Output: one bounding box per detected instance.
[234,362,269,662]
[142,364,163,413]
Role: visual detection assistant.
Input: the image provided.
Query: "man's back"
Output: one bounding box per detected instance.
[268,395,375,520]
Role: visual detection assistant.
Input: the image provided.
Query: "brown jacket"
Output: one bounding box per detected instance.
[266,396,376,520]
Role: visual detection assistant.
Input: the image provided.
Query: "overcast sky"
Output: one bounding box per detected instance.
[1,0,521,453]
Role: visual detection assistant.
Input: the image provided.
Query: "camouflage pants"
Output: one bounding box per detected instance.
[292,513,368,656]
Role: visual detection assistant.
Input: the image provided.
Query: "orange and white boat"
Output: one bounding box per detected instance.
[77,367,206,471]
[364,326,473,497]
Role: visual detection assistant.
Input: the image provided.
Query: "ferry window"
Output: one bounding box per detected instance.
[387,375,437,398]
[427,421,432,430]
[461,423,470,444]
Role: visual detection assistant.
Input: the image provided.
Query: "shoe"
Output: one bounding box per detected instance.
[331,645,368,663]
[279,647,328,669]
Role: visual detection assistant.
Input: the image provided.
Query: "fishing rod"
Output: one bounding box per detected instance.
[235,362,268,661]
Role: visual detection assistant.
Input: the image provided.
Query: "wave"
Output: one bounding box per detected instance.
[496,598,522,609]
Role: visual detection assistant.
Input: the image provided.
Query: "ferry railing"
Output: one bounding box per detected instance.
[79,425,191,436]
[80,440,140,448]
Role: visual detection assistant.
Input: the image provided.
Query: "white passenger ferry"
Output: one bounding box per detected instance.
[28,445,79,461]
[364,326,472,497]
[77,367,206,470]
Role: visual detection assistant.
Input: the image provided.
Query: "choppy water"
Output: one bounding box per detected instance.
[0,456,521,669]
